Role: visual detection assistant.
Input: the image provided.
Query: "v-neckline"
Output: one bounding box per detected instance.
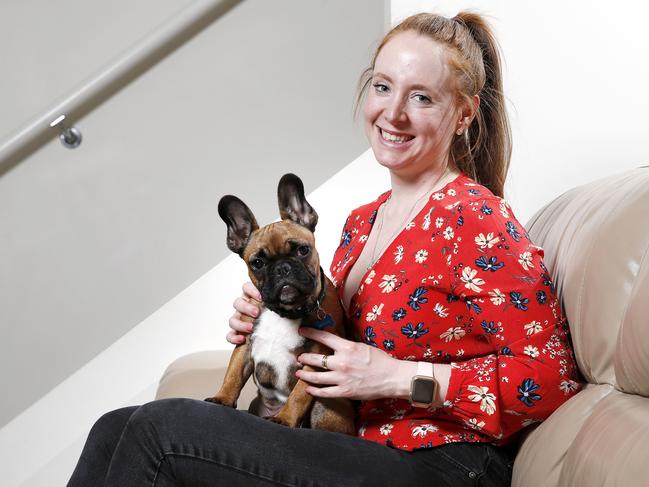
[341,173,465,312]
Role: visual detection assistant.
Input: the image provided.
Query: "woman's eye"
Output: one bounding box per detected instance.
[297,245,310,257]
[251,258,265,270]
[373,83,389,94]
[412,93,431,104]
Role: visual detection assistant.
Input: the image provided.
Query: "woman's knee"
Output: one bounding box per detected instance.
[85,400,189,447]
[89,406,138,443]
[131,398,198,422]
[124,398,213,437]
[77,405,138,465]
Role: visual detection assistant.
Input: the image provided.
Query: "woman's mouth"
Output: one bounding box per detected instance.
[379,127,415,144]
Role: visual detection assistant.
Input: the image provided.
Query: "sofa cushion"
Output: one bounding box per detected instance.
[513,383,614,486]
[558,390,649,486]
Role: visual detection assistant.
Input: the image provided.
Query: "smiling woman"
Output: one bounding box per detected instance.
[357,12,511,197]
[363,32,463,177]
[69,11,580,487]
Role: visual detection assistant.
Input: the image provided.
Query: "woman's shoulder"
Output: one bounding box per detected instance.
[344,189,391,222]
[452,174,515,217]
[451,174,533,248]
[453,173,499,202]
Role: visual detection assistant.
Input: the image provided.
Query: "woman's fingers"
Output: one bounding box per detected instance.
[298,352,339,371]
[242,281,262,301]
[227,281,261,342]
[226,330,246,345]
[295,369,338,385]
[295,352,355,398]
[304,385,347,398]
[228,311,254,334]
[298,327,350,351]
[233,297,259,319]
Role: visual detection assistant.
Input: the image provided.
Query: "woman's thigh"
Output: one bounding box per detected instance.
[410,441,513,487]
[87,398,510,486]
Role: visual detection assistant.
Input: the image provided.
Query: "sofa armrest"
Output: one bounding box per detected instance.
[155,350,258,410]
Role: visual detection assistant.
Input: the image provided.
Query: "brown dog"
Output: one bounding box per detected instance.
[205,174,355,434]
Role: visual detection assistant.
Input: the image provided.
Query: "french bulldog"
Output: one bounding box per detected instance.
[205,173,355,434]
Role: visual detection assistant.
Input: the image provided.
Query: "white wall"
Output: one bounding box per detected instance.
[0,0,384,428]
[391,0,649,221]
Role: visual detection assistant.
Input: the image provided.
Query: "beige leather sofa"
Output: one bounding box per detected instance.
[512,167,649,486]
[156,167,649,486]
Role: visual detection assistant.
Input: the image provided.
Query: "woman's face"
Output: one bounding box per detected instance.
[363,31,461,177]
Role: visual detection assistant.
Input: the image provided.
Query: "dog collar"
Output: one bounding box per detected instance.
[278,267,327,321]
[301,269,333,329]
[305,312,335,330]
[314,266,327,311]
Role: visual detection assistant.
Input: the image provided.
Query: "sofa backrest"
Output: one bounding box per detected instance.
[526,167,649,393]
[513,167,649,486]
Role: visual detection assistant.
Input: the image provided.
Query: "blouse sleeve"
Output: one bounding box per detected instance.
[441,197,581,441]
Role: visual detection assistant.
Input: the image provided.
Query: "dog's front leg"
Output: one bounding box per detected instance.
[270,339,332,427]
[205,339,253,409]
[269,368,316,427]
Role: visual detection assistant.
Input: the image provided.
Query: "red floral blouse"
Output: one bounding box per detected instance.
[329,173,581,451]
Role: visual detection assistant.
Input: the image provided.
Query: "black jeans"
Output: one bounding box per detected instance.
[68,398,513,486]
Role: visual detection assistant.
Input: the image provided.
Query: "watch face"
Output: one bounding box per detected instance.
[412,377,436,404]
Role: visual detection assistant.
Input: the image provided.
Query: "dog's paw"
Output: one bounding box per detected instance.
[268,413,301,428]
[267,416,290,427]
[204,397,237,408]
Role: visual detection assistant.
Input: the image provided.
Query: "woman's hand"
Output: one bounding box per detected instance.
[226,282,262,345]
[295,327,418,401]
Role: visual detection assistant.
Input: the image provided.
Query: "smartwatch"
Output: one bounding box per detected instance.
[409,362,439,408]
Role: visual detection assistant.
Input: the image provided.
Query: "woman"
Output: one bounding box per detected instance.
[69,12,580,486]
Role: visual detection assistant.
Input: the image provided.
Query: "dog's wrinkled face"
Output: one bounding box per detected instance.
[218,174,322,317]
[242,220,320,313]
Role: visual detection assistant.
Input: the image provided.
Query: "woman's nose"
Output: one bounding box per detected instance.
[383,97,408,124]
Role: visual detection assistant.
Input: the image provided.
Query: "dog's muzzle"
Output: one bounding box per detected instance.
[263,267,326,320]
[279,284,301,304]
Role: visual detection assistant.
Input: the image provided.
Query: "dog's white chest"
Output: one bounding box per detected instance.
[250,309,304,401]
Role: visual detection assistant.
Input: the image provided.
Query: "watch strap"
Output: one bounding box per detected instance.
[417,361,434,379]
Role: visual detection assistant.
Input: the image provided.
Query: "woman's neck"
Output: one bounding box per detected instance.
[388,164,460,210]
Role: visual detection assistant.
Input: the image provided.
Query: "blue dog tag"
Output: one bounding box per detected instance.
[307,314,335,330]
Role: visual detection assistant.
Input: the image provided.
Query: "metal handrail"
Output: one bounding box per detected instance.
[0,0,242,177]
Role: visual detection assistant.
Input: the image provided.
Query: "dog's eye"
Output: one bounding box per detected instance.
[297,245,310,257]
[251,258,265,270]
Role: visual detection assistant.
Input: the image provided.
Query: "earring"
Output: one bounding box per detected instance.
[456,128,463,135]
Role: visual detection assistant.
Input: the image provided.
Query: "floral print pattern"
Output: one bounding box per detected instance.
[330,173,581,451]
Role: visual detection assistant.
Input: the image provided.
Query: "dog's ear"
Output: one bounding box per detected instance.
[277,173,318,232]
[218,195,259,256]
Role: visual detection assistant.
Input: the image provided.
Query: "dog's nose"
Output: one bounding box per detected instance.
[276,262,292,277]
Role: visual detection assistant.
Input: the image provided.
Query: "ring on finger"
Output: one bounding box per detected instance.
[321,354,330,370]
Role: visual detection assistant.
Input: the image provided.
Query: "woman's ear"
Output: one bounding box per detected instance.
[462,94,480,125]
